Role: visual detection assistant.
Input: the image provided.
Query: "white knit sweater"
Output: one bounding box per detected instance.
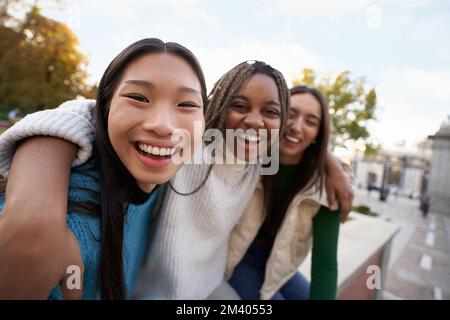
[134,161,259,299]
[0,99,260,299]
[0,99,96,177]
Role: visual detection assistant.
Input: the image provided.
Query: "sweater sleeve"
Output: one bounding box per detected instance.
[309,205,340,300]
[0,99,96,177]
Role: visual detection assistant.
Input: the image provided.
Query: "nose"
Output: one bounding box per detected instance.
[288,117,304,135]
[141,102,176,137]
[243,111,265,129]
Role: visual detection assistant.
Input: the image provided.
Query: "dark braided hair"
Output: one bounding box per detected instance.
[206,60,289,134]
[169,60,290,196]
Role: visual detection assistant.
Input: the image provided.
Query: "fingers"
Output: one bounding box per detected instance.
[340,211,349,223]
[326,182,338,212]
[339,189,354,223]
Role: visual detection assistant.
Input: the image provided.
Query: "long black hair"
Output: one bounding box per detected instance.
[262,85,330,237]
[73,38,207,299]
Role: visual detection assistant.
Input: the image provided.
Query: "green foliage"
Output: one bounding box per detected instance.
[0,2,95,113]
[364,141,381,158]
[293,68,377,150]
[352,204,379,217]
[0,103,10,120]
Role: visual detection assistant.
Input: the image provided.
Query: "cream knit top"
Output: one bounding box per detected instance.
[0,99,260,299]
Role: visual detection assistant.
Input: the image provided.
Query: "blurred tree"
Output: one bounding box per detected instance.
[0,3,94,113]
[1,0,64,25]
[293,68,377,151]
[0,0,19,22]
[363,141,381,158]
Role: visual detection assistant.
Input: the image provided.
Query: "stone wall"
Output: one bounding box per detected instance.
[428,137,450,215]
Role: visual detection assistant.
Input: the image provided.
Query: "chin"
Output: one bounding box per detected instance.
[134,170,173,186]
[144,174,172,185]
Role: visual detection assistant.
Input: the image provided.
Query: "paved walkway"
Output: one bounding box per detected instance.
[354,189,450,300]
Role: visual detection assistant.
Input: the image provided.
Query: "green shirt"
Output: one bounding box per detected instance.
[311,205,340,300]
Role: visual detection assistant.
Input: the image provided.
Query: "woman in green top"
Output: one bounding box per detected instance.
[229,85,341,300]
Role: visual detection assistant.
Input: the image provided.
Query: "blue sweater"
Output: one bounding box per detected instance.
[0,158,158,299]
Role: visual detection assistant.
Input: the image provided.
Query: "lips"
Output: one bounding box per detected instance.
[133,141,177,168]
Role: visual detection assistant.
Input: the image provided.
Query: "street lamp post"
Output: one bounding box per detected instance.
[380,160,391,201]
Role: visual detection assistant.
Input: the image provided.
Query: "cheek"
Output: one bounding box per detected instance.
[107,105,139,146]
[224,110,241,129]
[173,111,205,152]
[186,114,205,147]
[304,126,320,143]
[267,118,281,130]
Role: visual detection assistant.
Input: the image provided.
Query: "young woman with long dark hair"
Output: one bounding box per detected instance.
[0,38,207,299]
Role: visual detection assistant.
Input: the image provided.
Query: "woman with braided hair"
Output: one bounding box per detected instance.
[0,58,352,299]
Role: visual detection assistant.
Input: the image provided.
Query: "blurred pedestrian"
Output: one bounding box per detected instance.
[7,108,20,124]
[420,195,430,218]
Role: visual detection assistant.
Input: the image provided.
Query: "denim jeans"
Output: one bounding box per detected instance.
[229,242,310,300]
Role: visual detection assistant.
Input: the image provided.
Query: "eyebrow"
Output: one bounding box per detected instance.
[267,101,281,108]
[124,80,153,88]
[123,80,201,95]
[231,95,281,107]
[179,86,202,95]
[289,108,321,120]
[231,95,250,102]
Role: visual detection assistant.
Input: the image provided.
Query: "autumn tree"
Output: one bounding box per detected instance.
[0,3,94,113]
[0,0,20,23]
[293,68,379,156]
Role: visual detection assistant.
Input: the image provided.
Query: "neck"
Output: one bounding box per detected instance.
[137,182,156,193]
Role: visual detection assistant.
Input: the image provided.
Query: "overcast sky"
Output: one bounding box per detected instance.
[41,0,450,152]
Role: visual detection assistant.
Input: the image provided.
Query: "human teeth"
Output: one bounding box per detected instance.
[246,135,259,142]
[238,133,260,142]
[138,143,176,156]
[285,135,300,143]
[151,147,160,155]
[138,143,147,152]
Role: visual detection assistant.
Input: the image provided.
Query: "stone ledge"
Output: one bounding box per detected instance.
[299,211,400,299]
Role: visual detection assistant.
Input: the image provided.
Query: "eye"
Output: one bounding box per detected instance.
[123,92,149,103]
[306,119,319,127]
[230,103,247,111]
[265,108,281,118]
[179,100,201,108]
